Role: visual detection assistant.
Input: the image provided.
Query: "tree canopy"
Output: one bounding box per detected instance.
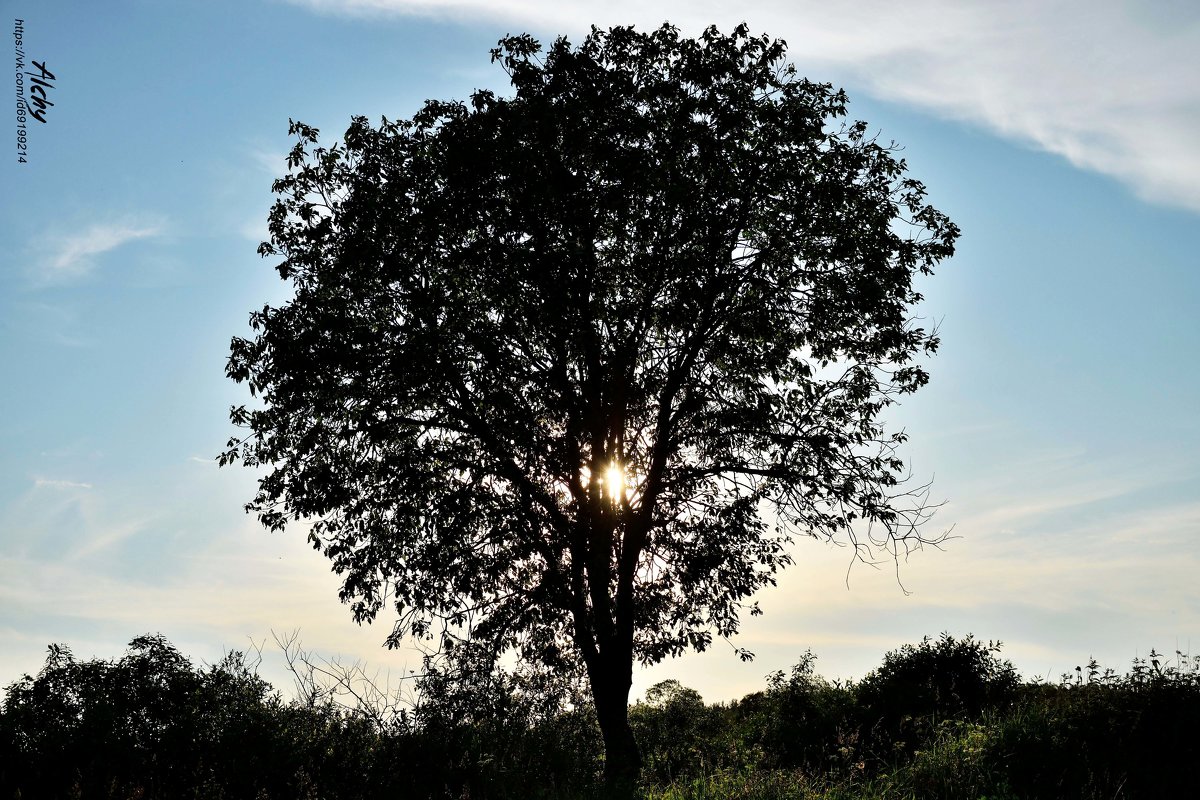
[223,22,958,788]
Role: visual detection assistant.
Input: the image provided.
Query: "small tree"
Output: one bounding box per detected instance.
[223,22,958,792]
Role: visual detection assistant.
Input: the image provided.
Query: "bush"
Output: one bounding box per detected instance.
[855,633,1018,761]
[632,680,728,785]
[988,652,1200,799]
[727,652,857,776]
[0,635,391,800]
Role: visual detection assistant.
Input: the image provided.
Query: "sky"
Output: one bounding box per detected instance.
[2,0,1197,706]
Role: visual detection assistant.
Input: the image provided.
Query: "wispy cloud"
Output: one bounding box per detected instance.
[283,0,1200,213]
[68,517,153,561]
[247,146,289,177]
[37,219,164,286]
[33,478,93,490]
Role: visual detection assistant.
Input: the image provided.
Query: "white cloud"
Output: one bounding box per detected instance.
[283,0,1200,213]
[247,146,289,178]
[38,219,164,286]
[33,478,93,490]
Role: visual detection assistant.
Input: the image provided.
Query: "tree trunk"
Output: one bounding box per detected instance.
[595,687,641,797]
[590,658,642,797]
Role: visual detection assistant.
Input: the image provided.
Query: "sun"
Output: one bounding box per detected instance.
[605,462,625,501]
[570,460,633,506]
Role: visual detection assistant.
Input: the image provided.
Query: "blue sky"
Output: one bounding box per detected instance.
[2,0,1197,703]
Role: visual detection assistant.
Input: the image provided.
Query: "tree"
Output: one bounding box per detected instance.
[223,22,959,793]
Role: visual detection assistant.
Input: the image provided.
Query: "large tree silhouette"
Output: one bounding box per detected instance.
[223,23,958,792]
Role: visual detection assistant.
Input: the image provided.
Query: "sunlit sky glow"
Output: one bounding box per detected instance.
[1,0,1197,703]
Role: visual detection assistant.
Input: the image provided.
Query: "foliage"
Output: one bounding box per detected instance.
[733,652,859,774]
[631,680,727,784]
[4,634,1200,798]
[0,634,600,800]
[854,633,1018,760]
[224,19,958,675]
[0,635,294,799]
[983,650,1200,799]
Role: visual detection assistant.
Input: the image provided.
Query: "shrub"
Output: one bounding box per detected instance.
[727,652,857,775]
[632,680,729,785]
[855,633,1018,762]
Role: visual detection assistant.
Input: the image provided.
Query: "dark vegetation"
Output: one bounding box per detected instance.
[4,633,1197,799]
